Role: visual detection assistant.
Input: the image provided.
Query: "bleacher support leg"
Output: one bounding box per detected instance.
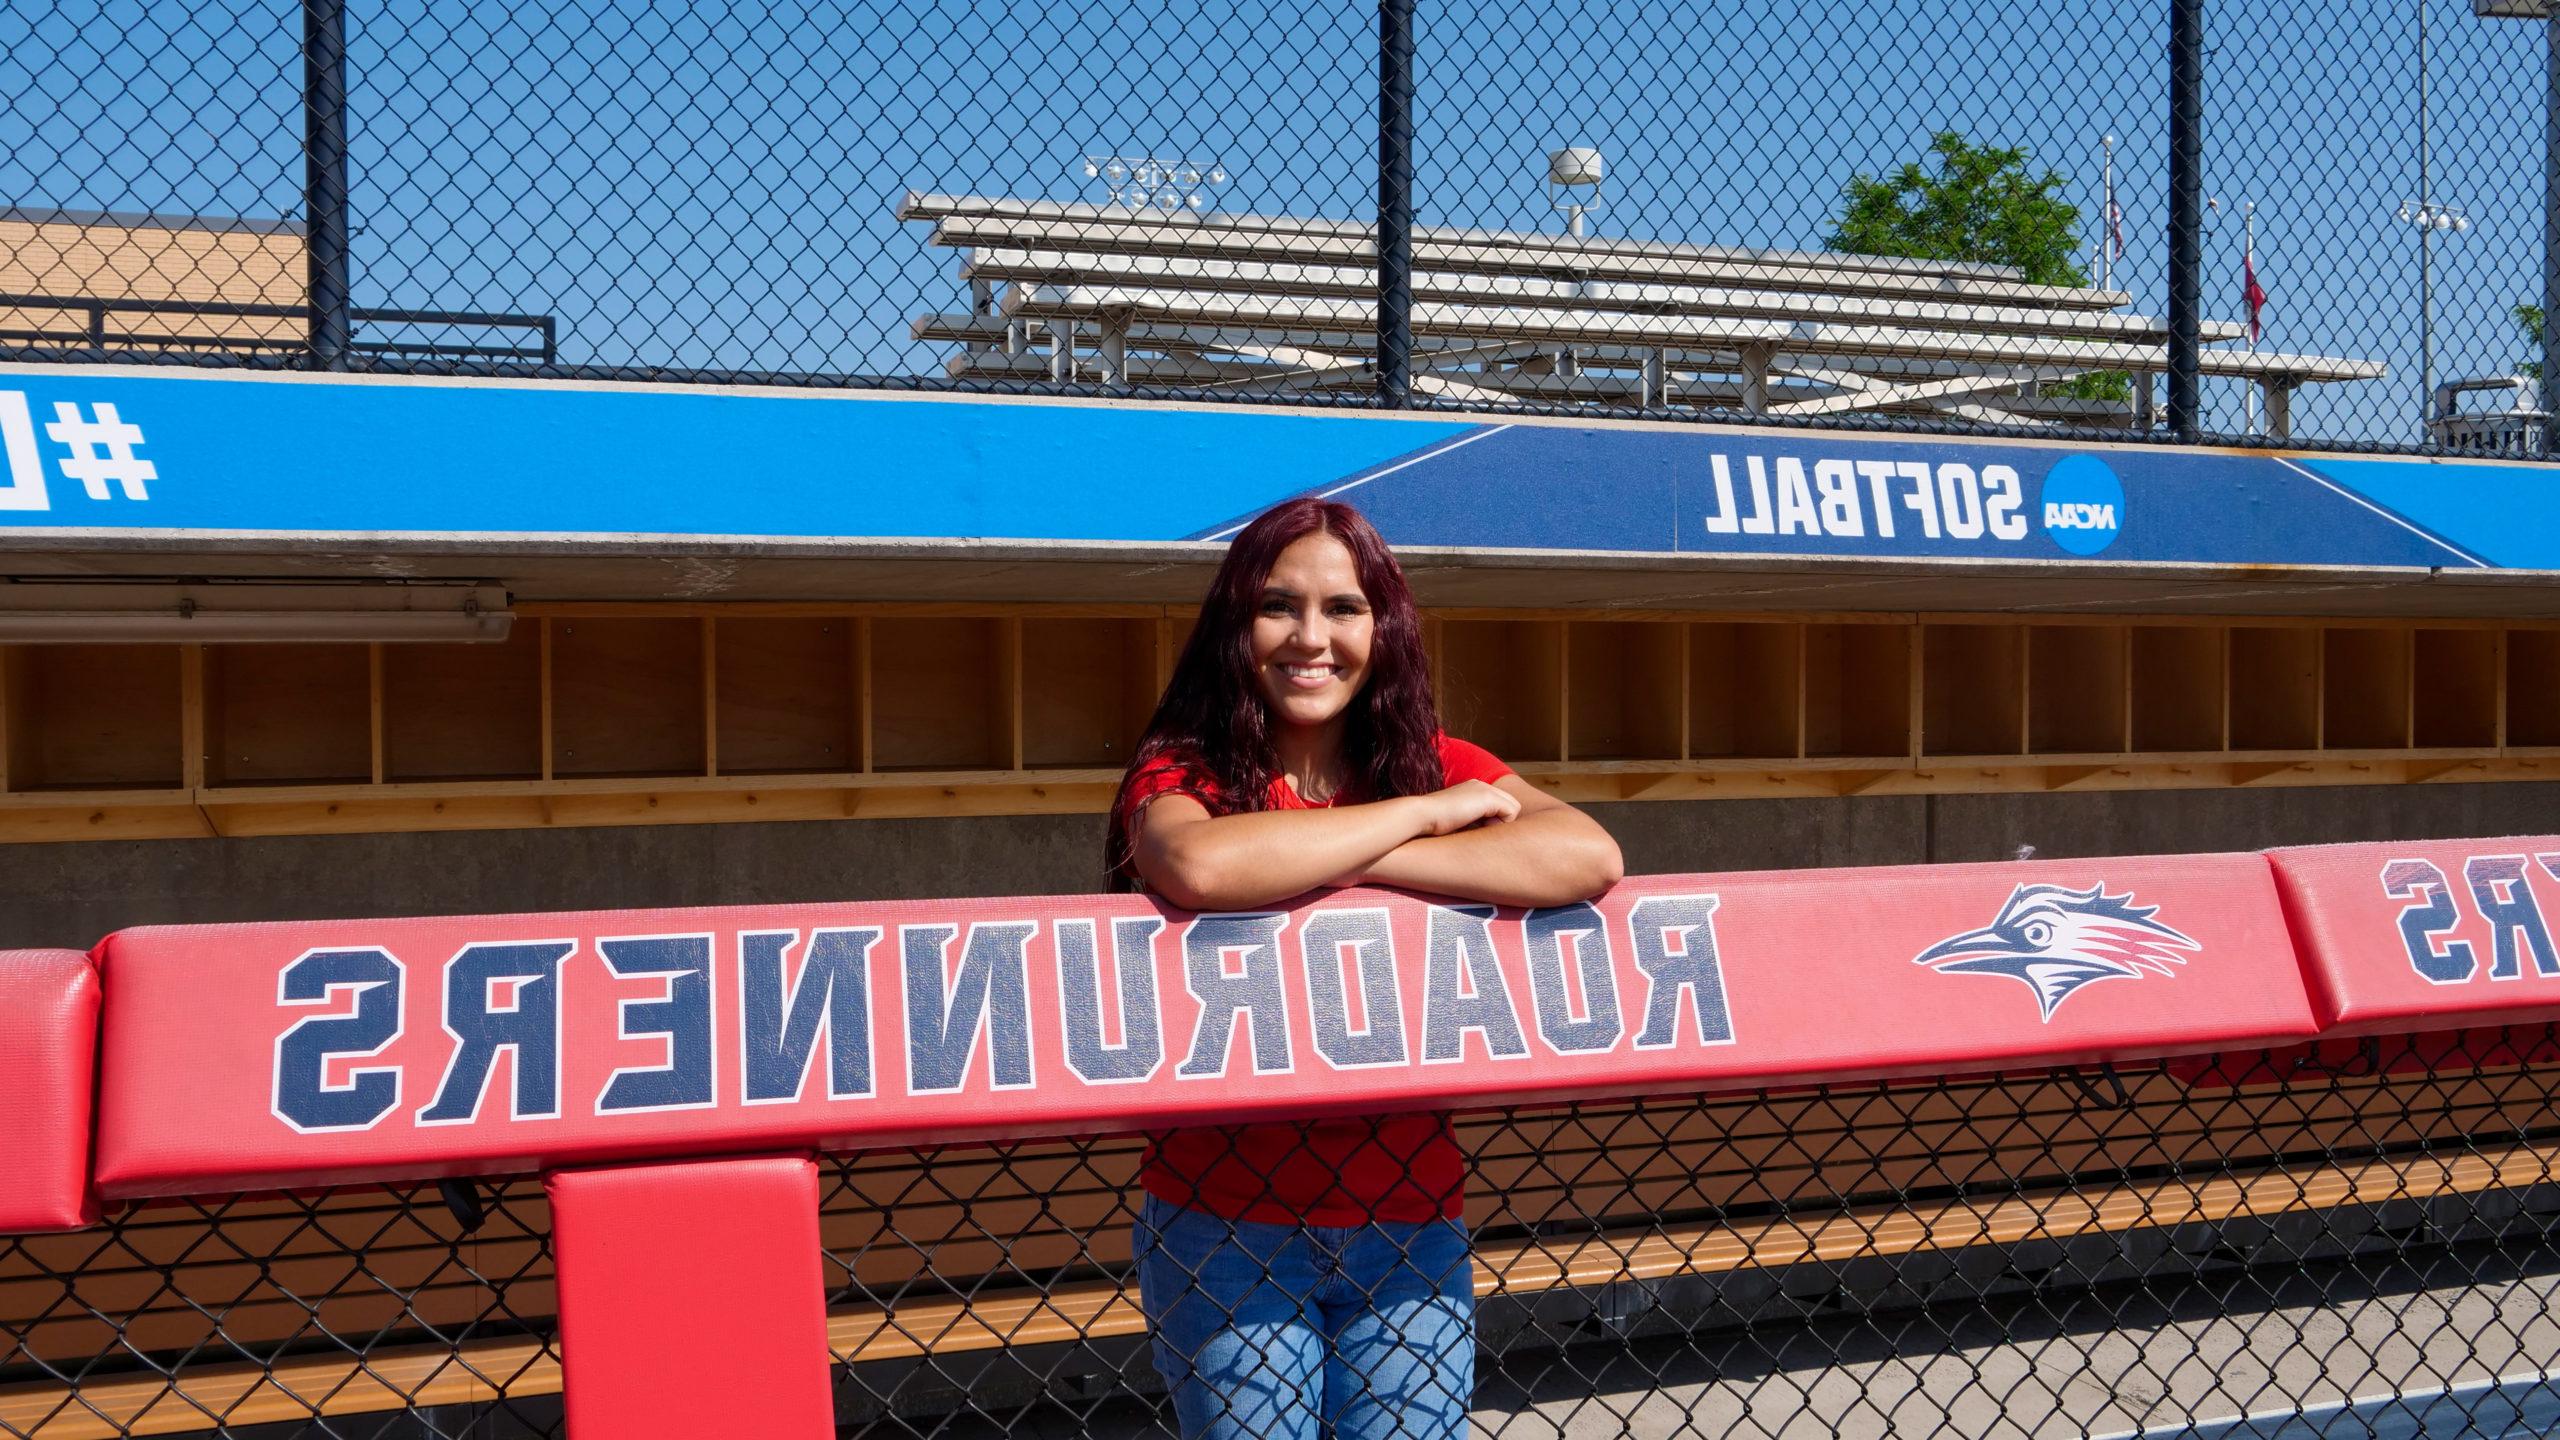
[1101,316,1128,390]
[549,1155,835,1439]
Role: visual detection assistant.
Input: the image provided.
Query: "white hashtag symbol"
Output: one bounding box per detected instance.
[45,402,155,501]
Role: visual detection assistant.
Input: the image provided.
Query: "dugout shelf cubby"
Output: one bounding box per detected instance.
[713,617,861,777]
[2027,623,2130,755]
[202,644,373,787]
[1688,621,1801,761]
[1922,622,2028,758]
[383,629,545,783]
[1,606,2554,842]
[1437,617,1567,763]
[2229,626,2324,752]
[0,643,185,792]
[549,617,707,779]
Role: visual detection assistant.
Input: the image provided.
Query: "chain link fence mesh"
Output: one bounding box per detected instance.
[8,1031,2560,1437]
[2,1,2552,449]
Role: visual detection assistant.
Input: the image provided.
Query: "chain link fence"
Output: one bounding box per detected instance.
[8,1030,2560,1437]
[2,1,2553,452]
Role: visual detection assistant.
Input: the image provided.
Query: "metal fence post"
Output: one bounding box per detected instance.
[2545,7,2559,456]
[2167,0,2204,441]
[1377,0,1416,408]
[304,0,353,371]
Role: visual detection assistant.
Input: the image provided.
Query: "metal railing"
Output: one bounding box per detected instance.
[0,295,555,366]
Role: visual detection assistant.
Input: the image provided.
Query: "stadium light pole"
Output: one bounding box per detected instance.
[2473,0,2560,455]
[302,0,352,372]
[1377,0,1416,409]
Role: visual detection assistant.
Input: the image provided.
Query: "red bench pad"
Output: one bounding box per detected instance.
[0,950,101,1232]
[91,856,2313,1198]
[550,1155,832,1440]
[2269,836,2560,1035]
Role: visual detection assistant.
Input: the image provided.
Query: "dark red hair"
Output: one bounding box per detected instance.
[1105,497,1444,891]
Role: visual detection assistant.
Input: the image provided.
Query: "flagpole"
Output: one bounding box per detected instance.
[2101,135,2116,294]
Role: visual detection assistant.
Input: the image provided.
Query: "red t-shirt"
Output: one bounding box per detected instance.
[1119,732,1514,1226]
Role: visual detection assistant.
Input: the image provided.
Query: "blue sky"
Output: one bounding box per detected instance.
[1,0,2547,446]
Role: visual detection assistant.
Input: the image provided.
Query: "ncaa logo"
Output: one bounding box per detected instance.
[2039,455,2124,556]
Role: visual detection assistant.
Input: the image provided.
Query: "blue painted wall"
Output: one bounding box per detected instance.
[0,370,2545,572]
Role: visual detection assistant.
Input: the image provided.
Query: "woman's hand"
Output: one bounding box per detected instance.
[1132,777,1607,911]
[1133,789,1455,910]
[1401,779,1522,836]
[1360,777,1623,906]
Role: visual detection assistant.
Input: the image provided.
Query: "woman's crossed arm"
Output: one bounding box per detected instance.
[1132,779,1623,912]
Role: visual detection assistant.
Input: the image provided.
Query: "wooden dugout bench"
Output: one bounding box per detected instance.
[7,836,2560,1436]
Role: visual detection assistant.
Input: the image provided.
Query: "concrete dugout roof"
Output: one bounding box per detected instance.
[4,532,2555,618]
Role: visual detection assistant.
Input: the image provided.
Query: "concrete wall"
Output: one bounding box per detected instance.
[3,781,2552,950]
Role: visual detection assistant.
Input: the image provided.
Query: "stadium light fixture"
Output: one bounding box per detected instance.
[0,582,513,644]
[1547,147,1605,238]
[1084,155,1227,214]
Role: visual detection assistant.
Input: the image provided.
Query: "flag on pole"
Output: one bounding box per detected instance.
[2107,197,2124,261]
[2244,250,2267,342]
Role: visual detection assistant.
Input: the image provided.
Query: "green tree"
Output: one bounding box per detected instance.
[2516,303,2543,382]
[1829,132,2126,402]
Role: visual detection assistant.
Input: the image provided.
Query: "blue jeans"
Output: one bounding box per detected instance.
[1134,1194,1476,1440]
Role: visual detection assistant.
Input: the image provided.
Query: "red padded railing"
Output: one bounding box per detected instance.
[4,835,2556,1437]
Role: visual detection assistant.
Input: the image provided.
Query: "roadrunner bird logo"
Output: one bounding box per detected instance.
[1912,883,2199,1021]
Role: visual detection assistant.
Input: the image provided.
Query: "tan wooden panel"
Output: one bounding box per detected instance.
[714,616,859,775]
[1922,622,2026,756]
[2029,624,2128,754]
[2131,624,2226,752]
[1803,622,1911,758]
[1689,621,1799,760]
[2414,628,2500,750]
[382,630,545,782]
[204,645,371,786]
[1018,617,1156,770]
[1565,621,1685,762]
[2324,628,2414,750]
[2230,626,2322,750]
[871,617,1008,770]
[0,645,184,791]
[2510,627,2560,748]
[0,216,306,347]
[1440,619,1564,762]
[549,617,705,777]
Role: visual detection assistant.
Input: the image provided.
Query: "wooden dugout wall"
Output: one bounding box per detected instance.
[0,606,2554,845]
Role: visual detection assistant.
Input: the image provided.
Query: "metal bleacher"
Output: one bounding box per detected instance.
[901,193,2383,436]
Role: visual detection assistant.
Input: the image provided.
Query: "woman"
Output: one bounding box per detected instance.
[1107,497,1623,1440]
